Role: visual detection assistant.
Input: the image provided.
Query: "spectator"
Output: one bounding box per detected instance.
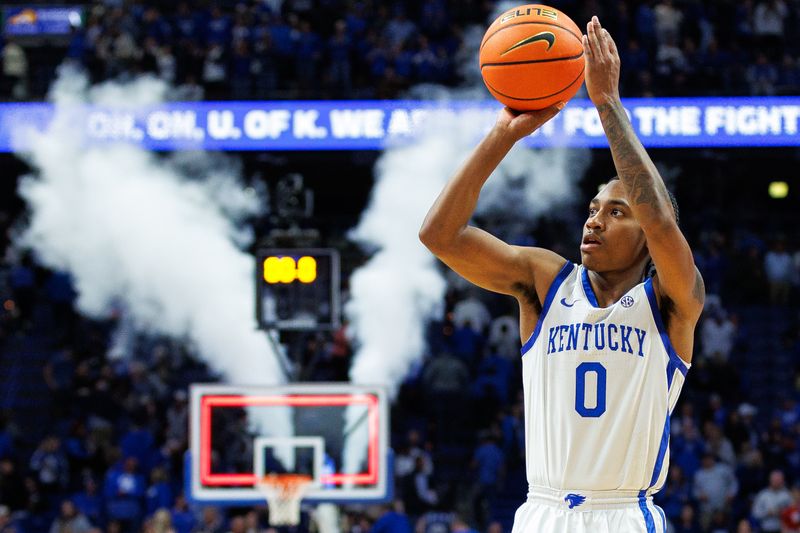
[764,239,793,305]
[487,315,519,360]
[195,507,224,533]
[753,0,788,56]
[0,460,25,512]
[415,507,454,533]
[776,54,800,94]
[371,501,412,533]
[29,436,69,497]
[384,9,416,49]
[252,34,279,98]
[728,403,759,453]
[471,349,513,427]
[421,351,468,399]
[156,45,176,84]
[71,476,102,528]
[672,504,700,532]
[704,422,737,467]
[634,2,657,49]
[165,390,188,444]
[49,499,93,533]
[104,456,146,531]
[147,508,176,533]
[1,39,27,100]
[499,402,524,466]
[395,430,433,483]
[655,465,692,524]
[701,306,737,362]
[229,40,252,100]
[202,44,227,99]
[224,515,244,533]
[452,297,491,333]
[328,20,353,96]
[782,485,800,532]
[451,515,479,533]
[470,431,504,530]
[145,468,173,517]
[0,505,16,533]
[747,53,779,95]
[654,0,683,44]
[450,320,483,366]
[205,7,231,46]
[294,20,322,97]
[170,495,195,533]
[422,352,469,436]
[404,456,437,517]
[752,469,793,533]
[693,452,738,529]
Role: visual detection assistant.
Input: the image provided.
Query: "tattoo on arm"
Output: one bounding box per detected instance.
[596,102,668,214]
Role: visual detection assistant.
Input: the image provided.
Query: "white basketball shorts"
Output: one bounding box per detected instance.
[511,487,667,533]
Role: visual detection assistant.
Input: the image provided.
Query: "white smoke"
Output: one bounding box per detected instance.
[15,66,286,387]
[346,112,483,393]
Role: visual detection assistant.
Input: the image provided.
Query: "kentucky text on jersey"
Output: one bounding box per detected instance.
[545,322,647,356]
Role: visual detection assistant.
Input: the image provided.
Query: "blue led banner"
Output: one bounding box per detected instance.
[0,97,799,152]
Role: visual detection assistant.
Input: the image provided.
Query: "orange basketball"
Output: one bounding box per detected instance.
[480,4,585,111]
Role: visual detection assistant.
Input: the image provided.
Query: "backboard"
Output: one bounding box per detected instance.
[187,383,390,505]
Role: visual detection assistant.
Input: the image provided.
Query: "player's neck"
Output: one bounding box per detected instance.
[585,265,647,307]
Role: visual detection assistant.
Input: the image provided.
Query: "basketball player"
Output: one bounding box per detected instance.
[419,16,704,533]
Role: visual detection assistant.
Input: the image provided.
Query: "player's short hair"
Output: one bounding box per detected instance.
[608,176,679,226]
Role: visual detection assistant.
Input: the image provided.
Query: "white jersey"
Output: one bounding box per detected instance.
[520,262,689,504]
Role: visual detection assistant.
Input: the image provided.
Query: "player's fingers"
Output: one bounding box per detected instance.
[592,17,609,55]
[587,18,602,57]
[582,34,591,58]
[603,28,618,57]
[592,16,612,54]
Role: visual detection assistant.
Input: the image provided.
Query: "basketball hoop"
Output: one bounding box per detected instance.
[257,474,314,526]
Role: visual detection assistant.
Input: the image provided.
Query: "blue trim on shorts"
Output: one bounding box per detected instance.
[637,492,657,533]
[520,261,574,355]
[655,504,667,532]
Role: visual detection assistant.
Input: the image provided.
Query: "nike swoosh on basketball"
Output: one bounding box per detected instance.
[560,298,575,307]
[501,31,556,55]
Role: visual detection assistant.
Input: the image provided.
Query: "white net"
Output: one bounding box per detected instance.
[257,474,313,526]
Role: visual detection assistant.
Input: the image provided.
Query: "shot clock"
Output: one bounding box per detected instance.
[256,248,340,330]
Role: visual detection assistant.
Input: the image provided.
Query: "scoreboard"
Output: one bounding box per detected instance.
[255,248,340,330]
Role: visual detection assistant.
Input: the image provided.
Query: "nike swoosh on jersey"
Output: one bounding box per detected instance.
[560,297,575,307]
[501,31,556,55]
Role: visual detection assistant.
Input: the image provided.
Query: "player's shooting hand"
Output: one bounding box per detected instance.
[493,103,564,143]
[582,16,621,107]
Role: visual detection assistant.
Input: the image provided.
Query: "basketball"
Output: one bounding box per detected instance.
[479,4,585,111]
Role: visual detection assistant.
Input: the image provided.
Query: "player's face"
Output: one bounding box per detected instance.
[580,180,648,272]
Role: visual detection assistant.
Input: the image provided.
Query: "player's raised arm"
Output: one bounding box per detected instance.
[419,106,565,297]
[582,16,704,320]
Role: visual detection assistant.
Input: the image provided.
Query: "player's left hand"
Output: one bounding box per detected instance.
[582,16,621,107]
